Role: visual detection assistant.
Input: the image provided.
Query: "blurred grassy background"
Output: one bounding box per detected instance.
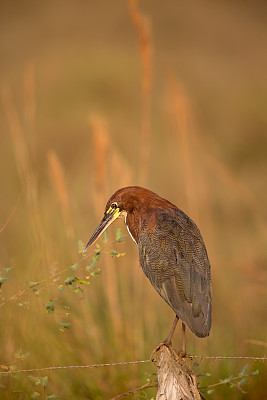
[0,0,267,398]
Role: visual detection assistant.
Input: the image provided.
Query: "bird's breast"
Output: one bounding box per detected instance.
[125,208,164,245]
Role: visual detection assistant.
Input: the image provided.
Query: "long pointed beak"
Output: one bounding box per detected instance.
[84,208,122,252]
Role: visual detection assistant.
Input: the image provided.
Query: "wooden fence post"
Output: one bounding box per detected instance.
[156,346,201,400]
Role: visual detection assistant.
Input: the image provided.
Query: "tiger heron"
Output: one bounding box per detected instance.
[85,186,212,356]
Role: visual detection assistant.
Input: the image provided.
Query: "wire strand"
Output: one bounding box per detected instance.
[188,355,267,361]
[0,360,151,375]
[1,355,266,375]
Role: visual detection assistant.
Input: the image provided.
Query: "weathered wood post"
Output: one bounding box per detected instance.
[156,346,201,400]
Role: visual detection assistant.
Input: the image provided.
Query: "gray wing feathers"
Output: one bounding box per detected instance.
[138,210,212,338]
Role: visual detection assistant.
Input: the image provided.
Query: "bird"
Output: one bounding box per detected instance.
[84,186,212,356]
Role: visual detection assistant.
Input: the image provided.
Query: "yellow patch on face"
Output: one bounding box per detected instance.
[106,202,118,214]
[112,207,122,220]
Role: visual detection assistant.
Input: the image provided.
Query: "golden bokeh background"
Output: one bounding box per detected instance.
[0,1,267,399]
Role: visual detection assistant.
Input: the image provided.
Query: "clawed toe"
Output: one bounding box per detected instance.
[150,342,187,363]
[150,340,172,362]
[174,348,186,361]
[150,318,187,363]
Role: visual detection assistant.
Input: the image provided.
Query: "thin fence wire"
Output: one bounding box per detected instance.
[1,355,266,375]
[188,355,267,361]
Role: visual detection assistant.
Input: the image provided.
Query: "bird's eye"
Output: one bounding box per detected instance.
[111,202,118,209]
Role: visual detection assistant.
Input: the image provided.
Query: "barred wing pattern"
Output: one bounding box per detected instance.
[138,209,212,338]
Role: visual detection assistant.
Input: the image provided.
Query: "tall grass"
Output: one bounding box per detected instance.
[0,2,266,399]
[1,82,46,260]
[48,150,74,241]
[168,74,199,222]
[128,0,152,186]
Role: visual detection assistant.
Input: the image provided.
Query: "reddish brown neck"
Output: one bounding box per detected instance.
[125,204,176,244]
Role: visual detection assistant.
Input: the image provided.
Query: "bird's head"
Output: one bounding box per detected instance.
[84,186,176,251]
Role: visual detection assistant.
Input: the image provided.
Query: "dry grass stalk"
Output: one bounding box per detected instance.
[244,339,267,348]
[108,150,133,337]
[1,83,45,253]
[47,150,74,240]
[24,62,36,160]
[169,75,199,223]
[131,254,146,357]
[204,152,267,238]
[89,116,126,340]
[89,114,109,217]
[24,63,35,133]
[102,254,124,339]
[2,84,32,188]
[111,149,133,191]
[0,190,23,234]
[128,0,153,186]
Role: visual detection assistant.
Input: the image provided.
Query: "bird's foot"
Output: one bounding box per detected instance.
[174,348,186,362]
[150,339,172,362]
[150,342,187,363]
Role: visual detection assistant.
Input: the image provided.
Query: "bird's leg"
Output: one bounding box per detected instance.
[175,322,186,360]
[150,316,179,361]
[182,322,186,354]
[165,315,179,345]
